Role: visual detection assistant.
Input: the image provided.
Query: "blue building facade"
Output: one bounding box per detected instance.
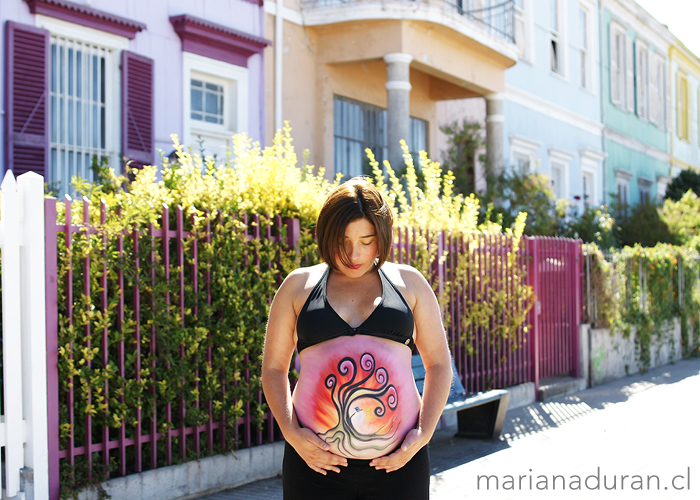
[502,0,606,213]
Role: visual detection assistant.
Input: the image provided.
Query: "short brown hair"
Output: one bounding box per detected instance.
[316,177,393,270]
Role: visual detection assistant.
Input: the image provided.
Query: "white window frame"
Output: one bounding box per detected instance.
[509,134,541,172]
[635,39,649,120]
[35,15,126,192]
[656,175,671,202]
[638,176,653,204]
[514,0,535,64]
[578,3,593,90]
[615,168,633,207]
[579,147,606,209]
[609,20,633,111]
[650,52,666,129]
[550,0,567,78]
[549,147,574,200]
[676,69,690,142]
[183,52,249,159]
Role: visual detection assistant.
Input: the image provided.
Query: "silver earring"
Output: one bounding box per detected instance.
[374,257,379,267]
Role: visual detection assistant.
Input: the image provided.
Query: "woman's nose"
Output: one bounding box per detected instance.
[347,243,359,259]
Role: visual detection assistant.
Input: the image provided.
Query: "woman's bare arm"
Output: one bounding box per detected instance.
[262,269,348,474]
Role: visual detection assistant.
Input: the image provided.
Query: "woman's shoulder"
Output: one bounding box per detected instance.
[380,261,427,285]
[281,263,329,311]
[380,262,430,307]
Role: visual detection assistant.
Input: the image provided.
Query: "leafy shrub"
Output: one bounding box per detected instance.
[659,190,700,244]
[439,119,485,196]
[479,163,569,237]
[586,243,700,365]
[53,128,534,495]
[611,199,678,248]
[564,206,616,249]
[664,169,700,201]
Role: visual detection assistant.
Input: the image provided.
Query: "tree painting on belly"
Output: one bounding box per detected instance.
[317,352,399,456]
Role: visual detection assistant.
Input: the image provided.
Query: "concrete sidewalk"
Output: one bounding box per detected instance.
[196,358,700,499]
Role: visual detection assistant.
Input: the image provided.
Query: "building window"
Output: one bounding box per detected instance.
[610,21,633,111]
[409,117,428,166]
[650,53,666,128]
[333,95,428,179]
[549,147,574,200]
[617,181,628,205]
[509,135,541,173]
[677,70,690,141]
[615,168,633,210]
[190,78,225,125]
[183,53,248,159]
[579,5,591,89]
[551,164,564,198]
[42,19,127,196]
[514,0,534,62]
[579,148,605,210]
[582,172,593,208]
[636,41,649,120]
[638,177,653,205]
[550,0,563,75]
[514,153,530,170]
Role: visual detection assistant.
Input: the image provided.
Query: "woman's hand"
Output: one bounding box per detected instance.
[368,428,426,473]
[287,427,348,475]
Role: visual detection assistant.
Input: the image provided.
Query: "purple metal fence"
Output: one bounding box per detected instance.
[44,200,582,500]
[45,197,301,500]
[390,230,582,394]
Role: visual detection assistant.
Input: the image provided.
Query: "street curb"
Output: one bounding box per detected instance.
[77,441,285,500]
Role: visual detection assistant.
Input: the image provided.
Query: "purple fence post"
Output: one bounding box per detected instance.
[148,220,158,469]
[527,237,540,398]
[45,198,60,500]
[205,211,214,454]
[162,204,173,465]
[285,217,301,250]
[133,225,143,472]
[99,201,111,474]
[573,241,582,378]
[191,212,201,457]
[81,198,93,480]
[176,206,187,463]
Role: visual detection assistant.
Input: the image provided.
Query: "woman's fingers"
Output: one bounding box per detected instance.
[292,429,347,474]
[369,429,423,472]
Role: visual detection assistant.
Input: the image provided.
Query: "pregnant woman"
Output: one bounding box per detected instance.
[262,177,452,500]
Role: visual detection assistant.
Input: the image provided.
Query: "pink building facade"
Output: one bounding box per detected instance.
[2,0,269,196]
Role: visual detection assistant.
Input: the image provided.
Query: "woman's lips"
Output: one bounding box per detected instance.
[348,264,362,270]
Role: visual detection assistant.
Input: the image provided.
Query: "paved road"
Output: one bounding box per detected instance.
[197,358,700,499]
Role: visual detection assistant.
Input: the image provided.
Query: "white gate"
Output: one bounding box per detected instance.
[0,171,48,499]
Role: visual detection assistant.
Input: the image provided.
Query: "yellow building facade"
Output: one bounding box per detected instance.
[264,0,518,177]
[669,38,700,177]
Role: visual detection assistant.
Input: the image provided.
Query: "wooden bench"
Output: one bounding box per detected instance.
[412,353,510,440]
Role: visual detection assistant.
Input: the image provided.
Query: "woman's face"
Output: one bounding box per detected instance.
[335,218,379,276]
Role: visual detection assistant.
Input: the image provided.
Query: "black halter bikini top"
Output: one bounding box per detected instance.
[296,266,415,353]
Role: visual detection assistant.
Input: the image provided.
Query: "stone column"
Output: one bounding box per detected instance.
[485,93,505,176]
[384,53,413,171]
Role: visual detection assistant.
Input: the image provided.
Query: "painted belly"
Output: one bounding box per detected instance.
[292,335,421,459]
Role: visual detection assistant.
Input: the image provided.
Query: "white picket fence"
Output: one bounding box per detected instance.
[0,171,49,500]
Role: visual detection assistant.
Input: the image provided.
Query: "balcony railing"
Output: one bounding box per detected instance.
[301,0,515,44]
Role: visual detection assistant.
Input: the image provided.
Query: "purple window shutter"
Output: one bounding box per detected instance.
[4,21,50,176]
[121,51,154,167]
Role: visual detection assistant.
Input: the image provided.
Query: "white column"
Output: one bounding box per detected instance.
[384,53,413,171]
[485,92,505,176]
